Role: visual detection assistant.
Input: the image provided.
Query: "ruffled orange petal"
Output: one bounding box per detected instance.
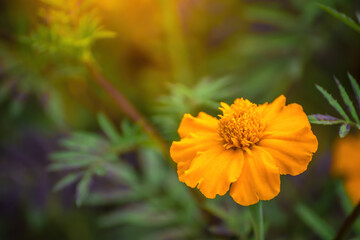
[332,134,360,177]
[171,112,220,179]
[170,133,220,178]
[259,99,318,176]
[178,112,218,138]
[344,177,360,204]
[230,146,280,206]
[181,145,244,198]
[260,95,286,123]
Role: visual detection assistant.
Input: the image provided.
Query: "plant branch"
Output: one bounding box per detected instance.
[84,59,170,160]
[334,201,360,240]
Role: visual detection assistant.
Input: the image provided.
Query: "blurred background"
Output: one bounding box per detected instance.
[0,0,360,239]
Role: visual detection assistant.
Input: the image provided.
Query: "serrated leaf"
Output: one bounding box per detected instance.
[97,113,121,143]
[348,73,360,109]
[76,172,92,207]
[48,158,96,171]
[295,203,334,240]
[53,172,82,192]
[317,4,360,33]
[59,132,108,152]
[50,151,101,162]
[339,123,351,138]
[98,205,177,228]
[308,114,344,125]
[334,77,360,124]
[104,162,139,188]
[140,149,166,189]
[316,84,350,122]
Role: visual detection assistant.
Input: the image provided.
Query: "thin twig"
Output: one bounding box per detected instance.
[334,201,360,240]
[85,60,170,160]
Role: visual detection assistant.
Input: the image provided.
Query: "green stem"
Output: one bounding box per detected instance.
[249,201,264,240]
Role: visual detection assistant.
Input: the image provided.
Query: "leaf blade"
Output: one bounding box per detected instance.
[317,4,360,33]
[316,84,350,121]
[334,77,360,124]
[76,172,92,207]
[308,114,344,125]
[295,203,334,240]
[53,173,82,192]
[348,73,360,109]
[97,113,121,143]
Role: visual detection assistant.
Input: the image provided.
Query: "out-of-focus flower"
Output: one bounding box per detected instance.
[333,134,360,204]
[170,95,318,206]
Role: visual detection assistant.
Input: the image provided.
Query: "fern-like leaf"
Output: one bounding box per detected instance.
[317,4,360,33]
[315,84,350,122]
[348,73,360,109]
[334,76,360,124]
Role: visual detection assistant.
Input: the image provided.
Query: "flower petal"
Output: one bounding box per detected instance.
[178,112,218,138]
[260,95,286,123]
[181,146,244,198]
[259,103,318,175]
[230,146,280,206]
[345,177,360,204]
[170,133,221,178]
[332,134,360,176]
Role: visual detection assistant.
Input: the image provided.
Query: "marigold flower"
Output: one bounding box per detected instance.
[333,134,360,204]
[170,95,318,206]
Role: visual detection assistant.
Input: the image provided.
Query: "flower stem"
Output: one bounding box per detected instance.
[249,201,264,240]
[84,58,170,160]
[334,201,360,240]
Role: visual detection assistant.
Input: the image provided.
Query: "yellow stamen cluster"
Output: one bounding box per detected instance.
[218,98,264,149]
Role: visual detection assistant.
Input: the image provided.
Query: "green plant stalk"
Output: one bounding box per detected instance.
[249,201,264,240]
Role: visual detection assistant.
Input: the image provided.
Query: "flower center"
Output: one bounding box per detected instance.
[218,98,264,149]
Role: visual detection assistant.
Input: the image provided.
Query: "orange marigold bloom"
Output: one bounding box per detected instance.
[333,134,360,204]
[170,95,318,206]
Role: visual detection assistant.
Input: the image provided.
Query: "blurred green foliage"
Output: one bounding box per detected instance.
[1,0,360,239]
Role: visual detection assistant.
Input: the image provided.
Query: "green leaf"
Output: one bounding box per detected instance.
[140,149,166,189]
[94,165,107,176]
[339,123,351,138]
[337,181,353,214]
[104,162,139,188]
[48,159,96,171]
[53,172,82,192]
[98,205,177,228]
[47,91,66,127]
[50,151,101,162]
[316,84,350,121]
[348,73,360,109]
[76,172,92,207]
[295,203,334,240]
[97,113,121,143]
[59,132,108,152]
[334,77,360,124]
[317,4,360,33]
[308,114,344,125]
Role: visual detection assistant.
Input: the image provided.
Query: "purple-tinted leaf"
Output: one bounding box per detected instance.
[339,123,351,138]
[308,114,344,125]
